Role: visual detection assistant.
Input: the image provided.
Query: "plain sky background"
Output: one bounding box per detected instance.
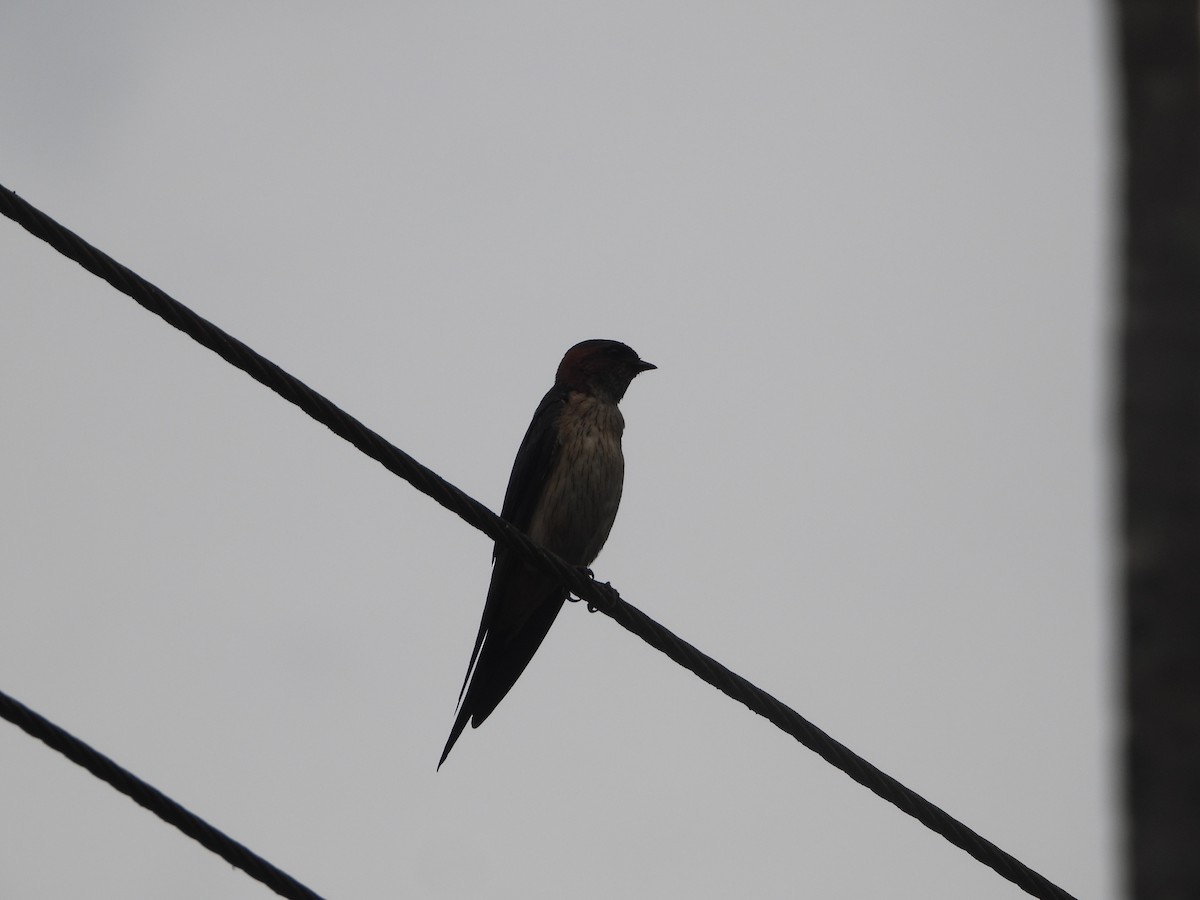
[2,3,1110,899]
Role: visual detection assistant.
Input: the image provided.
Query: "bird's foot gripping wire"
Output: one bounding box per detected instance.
[567,567,620,613]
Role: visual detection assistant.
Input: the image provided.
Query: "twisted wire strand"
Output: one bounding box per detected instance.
[0,183,1078,900]
[0,689,326,900]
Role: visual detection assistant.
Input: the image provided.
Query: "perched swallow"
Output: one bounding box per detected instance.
[439,339,655,768]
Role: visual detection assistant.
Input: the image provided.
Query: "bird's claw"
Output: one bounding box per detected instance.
[567,567,619,612]
[567,567,595,603]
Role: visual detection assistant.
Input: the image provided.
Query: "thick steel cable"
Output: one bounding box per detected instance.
[0,183,1078,900]
[0,688,326,900]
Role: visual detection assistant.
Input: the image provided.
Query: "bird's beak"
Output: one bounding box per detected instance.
[634,359,657,373]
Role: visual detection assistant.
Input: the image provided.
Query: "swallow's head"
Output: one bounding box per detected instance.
[556,339,656,402]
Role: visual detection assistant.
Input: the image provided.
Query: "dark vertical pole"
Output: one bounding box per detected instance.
[1115,2,1200,899]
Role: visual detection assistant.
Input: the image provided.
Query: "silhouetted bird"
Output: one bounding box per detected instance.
[439,339,655,767]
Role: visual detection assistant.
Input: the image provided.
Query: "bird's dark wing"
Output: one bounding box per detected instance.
[497,386,567,542]
[439,387,566,768]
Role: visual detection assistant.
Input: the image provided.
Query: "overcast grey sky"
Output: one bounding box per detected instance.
[2,4,1110,898]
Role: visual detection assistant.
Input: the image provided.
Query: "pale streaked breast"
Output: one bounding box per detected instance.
[528,392,626,566]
